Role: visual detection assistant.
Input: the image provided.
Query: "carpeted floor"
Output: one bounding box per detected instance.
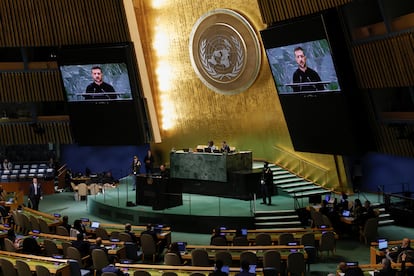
[31,181,413,276]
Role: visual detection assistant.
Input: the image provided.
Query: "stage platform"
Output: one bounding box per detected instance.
[87,175,298,234]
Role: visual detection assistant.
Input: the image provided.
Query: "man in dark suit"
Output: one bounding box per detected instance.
[72,233,91,257]
[124,223,138,244]
[28,177,43,210]
[89,237,108,256]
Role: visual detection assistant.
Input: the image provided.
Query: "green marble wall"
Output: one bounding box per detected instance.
[170,151,252,182]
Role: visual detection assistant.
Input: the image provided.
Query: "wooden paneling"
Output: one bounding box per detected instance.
[257,0,351,24]
[352,33,414,88]
[0,71,64,102]
[0,117,72,145]
[0,0,130,47]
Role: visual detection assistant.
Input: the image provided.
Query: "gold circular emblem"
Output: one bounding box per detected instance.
[146,177,153,185]
[189,9,261,95]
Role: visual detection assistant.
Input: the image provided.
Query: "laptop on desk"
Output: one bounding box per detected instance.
[90,221,100,230]
[378,239,388,251]
[342,210,351,217]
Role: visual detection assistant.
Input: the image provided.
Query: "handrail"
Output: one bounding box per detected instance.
[272,145,329,186]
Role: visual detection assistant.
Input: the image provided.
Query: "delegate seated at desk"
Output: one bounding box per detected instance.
[386,238,413,263]
[205,140,216,152]
[221,141,230,153]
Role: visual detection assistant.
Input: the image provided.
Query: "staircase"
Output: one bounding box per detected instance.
[253,162,395,228]
[254,209,303,229]
[270,164,331,200]
[371,203,395,226]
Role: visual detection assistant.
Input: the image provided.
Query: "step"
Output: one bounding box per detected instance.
[255,215,299,221]
[278,181,313,188]
[276,178,307,185]
[273,174,299,180]
[379,213,392,219]
[379,219,394,226]
[290,189,330,198]
[285,186,324,193]
[273,170,292,176]
[255,221,302,227]
[255,209,297,216]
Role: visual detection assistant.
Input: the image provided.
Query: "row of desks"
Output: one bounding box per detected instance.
[219,227,337,244]
[29,232,126,256]
[0,250,70,276]
[183,244,307,261]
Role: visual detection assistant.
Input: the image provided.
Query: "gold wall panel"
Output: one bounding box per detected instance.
[132,0,344,189]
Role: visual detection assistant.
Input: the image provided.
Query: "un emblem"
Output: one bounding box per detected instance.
[190,9,261,95]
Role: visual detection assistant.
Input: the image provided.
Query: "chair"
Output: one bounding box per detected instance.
[164,252,182,265]
[191,248,210,267]
[210,235,227,245]
[263,250,281,273]
[310,209,324,228]
[102,273,117,276]
[15,260,32,276]
[255,233,272,246]
[240,251,257,265]
[319,231,336,257]
[278,233,295,245]
[95,227,110,240]
[360,217,378,245]
[19,212,31,234]
[91,249,110,274]
[140,233,159,263]
[233,235,249,246]
[62,241,72,257]
[0,258,17,276]
[43,239,60,257]
[11,211,22,234]
[161,272,178,276]
[300,232,315,246]
[57,225,70,236]
[321,214,332,227]
[286,252,306,276]
[4,238,17,252]
[71,228,80,237]
[36,265,51,276]
[263,267,279,276]
[119,232,133,242]
[29,215,40,231]
[68,259,91,276]
[109,231,120,241]
[39,217,51,234]
[215,251,232,266]
[89,183,100,195]
[77,183,88,201]
[120,242,141,264]
[67,246,87,268]
[133,271,151,276]
[304,245,317,272]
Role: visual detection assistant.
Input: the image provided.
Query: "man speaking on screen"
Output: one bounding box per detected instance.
[292,47,325,92]
[85,66,117,100]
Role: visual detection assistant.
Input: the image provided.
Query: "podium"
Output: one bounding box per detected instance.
[135,175,182,210]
